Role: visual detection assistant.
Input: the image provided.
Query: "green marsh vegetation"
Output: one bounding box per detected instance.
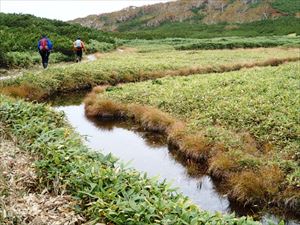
[114,17,300,40]
[0,96,263,224]
[85,62,300,212]
[123,36,300,51]
[1,6,299,225]
[1,46,299,100]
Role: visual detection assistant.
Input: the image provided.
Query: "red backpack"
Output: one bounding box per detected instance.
[40,38,49,51]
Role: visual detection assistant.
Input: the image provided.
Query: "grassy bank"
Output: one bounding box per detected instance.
[1,47,299,100]
[0,95,263,224]
[84,62,300,213]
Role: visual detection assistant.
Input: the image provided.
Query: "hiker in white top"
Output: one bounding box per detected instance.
[73,37,86,62]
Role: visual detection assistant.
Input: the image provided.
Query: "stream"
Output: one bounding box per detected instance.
[50,92,299,225]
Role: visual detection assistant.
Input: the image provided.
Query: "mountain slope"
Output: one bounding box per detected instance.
[70,0,300,32]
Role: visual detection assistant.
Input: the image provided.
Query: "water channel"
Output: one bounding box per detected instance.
[50,92,299,225]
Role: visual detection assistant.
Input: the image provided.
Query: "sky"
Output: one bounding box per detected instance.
[0,0,173,21]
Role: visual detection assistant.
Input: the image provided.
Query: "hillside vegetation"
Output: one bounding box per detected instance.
[70,0,300,36]
[0,13,116,68]
[272,0,300,15]
[115,17,300,39]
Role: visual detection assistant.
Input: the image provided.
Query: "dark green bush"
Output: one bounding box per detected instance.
[86,40,116,53]
[272,0,300,15]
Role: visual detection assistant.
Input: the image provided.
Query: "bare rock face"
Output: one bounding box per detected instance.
[69,0,289,31]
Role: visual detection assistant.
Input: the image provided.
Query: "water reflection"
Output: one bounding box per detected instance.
[50,92,300,225]
[56,104,230,213]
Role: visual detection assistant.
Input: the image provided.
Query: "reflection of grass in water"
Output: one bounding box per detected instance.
[48,90,90,107]
[87,116,168,148]
[87,115,208,177]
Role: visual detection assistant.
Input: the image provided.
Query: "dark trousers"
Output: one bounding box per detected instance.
[76,49,83,62]
[39,50,50,68]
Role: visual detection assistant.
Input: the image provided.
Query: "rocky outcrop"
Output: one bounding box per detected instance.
[69,0,292,31]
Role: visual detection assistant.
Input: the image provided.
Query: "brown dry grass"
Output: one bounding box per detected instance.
[85,98,125,118]
[139,107,175,132]
[229,166,284,205]
[179,133,211,160]
[0,84,44,100]
[208,152,237,178]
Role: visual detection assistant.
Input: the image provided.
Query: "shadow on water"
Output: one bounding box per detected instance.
[49,92,300,225]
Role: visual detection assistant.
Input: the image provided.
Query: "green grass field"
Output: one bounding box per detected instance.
[124,36,300,51]
[1,47,299,100]
[86,62,300,211]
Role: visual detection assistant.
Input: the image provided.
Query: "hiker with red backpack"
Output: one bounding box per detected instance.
[38,35,53,69]
[73,37,86,62]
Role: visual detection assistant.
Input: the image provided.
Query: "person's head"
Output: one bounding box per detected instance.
[77,37,81,40]
[41,34,47,38]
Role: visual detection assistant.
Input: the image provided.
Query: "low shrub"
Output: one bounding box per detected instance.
[87,40,116,53]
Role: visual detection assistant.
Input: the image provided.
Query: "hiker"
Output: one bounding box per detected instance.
[73,37,86,62]
[38,35,53,69]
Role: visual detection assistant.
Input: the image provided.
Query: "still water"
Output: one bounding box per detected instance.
[51,92,299,225]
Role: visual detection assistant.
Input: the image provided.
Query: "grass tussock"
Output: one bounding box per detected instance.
[179,133,211,160]
[229,166,284,205]
[208,152,238,178]
[139,107,176,132]
[1,84,44,100]
[85,97,125,118]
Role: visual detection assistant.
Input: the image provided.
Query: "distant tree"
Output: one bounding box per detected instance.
[0,46,7,67]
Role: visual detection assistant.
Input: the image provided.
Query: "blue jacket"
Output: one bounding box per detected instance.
[38,38,53,51]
